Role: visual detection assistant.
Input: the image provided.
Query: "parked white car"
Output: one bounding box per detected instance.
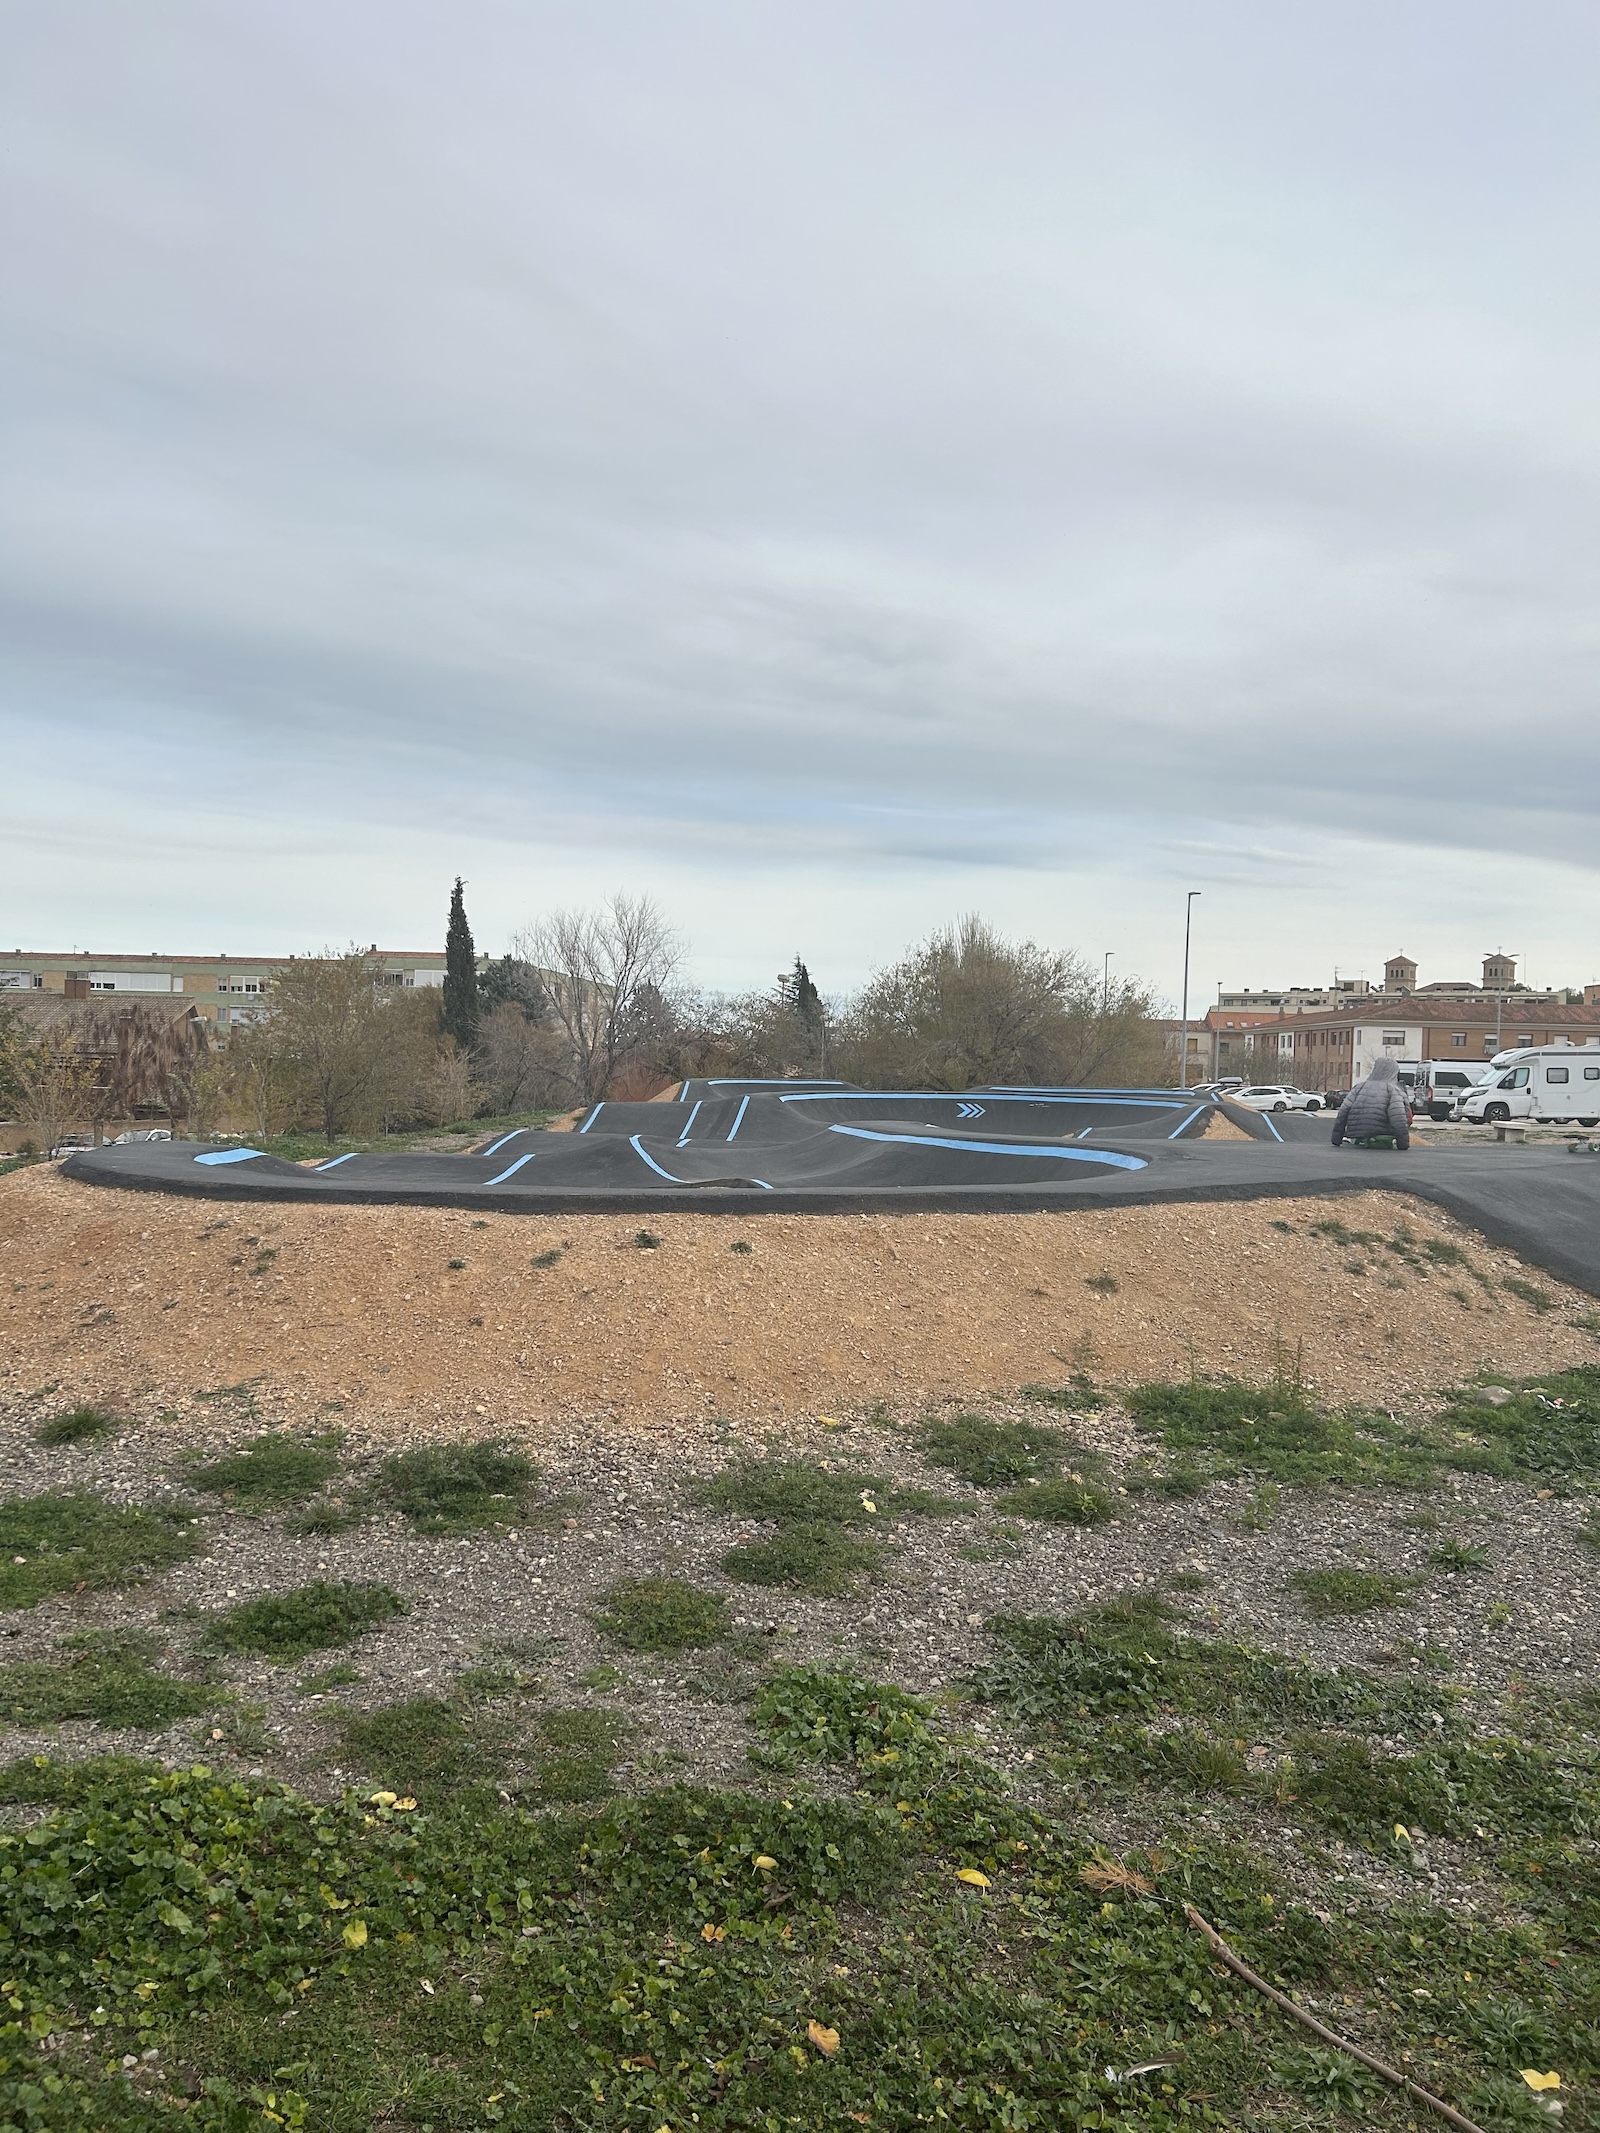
[1229,1084,1325,1114]
[111,1128,172,1144]
[1453,1048,1600,1127]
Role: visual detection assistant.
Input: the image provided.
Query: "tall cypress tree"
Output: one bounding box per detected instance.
[443,878,479,1048]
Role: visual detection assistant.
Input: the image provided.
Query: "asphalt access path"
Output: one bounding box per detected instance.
[59,1084,1600,1299]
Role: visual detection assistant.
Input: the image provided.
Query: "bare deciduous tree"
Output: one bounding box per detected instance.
[514,894,681,1103]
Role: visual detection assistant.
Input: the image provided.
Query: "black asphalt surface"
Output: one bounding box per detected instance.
[59,1082,1600,1298]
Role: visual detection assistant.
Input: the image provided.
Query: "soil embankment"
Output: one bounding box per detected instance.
[1,1169,1595,1438]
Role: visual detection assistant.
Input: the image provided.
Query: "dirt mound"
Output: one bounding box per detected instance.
[1,1170,1594,1440]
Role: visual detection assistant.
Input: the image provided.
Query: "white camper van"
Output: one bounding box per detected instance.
[1453,1046,1600,1127]
[1396,1062,1496,1121]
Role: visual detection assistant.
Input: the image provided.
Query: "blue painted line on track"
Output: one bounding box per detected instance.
[727,1096,750,1142]
[630,1135,684,1182]
[676,1100,702,1148]
[578,1105,604,1134]
[828,1126,1147,1172]
[1260,1111,1285,1142]
[480,1130,525,1158]
[781,1091,1175,1109]
[1169,1107,1206,1138]
[486,1151,539,1185]
[315,1152,359,1170]
[194,1148,266,1166]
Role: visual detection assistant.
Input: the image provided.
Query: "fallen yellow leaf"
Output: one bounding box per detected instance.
[395,1797,418,1811]
[956,1869,991,1889]
[369,1791,398,1807]
[342,1920,368,1949]
[754,1855,777,1872]
[818,1415,842,1429]
[807,2020,841,2057]
[1394,1823,1410,1841]
[701,1922,726,1943]
[1521,2072,1562,2092]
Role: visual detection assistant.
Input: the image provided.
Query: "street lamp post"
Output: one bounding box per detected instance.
[1178,892,1201,1090]
[1102,951,1114,1013]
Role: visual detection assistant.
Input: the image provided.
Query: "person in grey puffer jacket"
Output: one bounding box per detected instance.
[1331,1054,1412,1150]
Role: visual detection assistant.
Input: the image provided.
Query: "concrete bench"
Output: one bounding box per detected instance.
[1491,1122,1528,1144]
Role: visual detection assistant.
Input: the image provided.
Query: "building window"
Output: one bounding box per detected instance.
[1451,1033,1465,1047]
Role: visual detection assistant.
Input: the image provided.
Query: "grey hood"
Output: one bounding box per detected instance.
[1367,1055,1400,1084]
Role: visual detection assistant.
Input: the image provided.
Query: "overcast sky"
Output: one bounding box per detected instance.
[4,2,1598,1004]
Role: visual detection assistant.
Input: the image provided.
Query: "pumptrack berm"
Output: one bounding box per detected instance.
[59,1080,1600,1299]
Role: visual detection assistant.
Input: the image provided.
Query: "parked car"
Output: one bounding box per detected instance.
[1397,1063,1496,1122]
[1453,1047,1600,1127]
[111,1128,172,1144]
[1230,1084,1325,1114]
[47,1135,94,1157]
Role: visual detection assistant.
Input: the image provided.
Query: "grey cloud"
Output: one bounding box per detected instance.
[2,1,1598,983]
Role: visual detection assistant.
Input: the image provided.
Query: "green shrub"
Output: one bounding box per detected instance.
[377,1439,538,1533]
[594,1577,731,1652]
[187,1431,344,1508]
[0,1493,198,1610]
[1430,1539,1489,1572]
[33,1406,119,1449]
[0,1632,210,1731]
[204,1580,407,1662]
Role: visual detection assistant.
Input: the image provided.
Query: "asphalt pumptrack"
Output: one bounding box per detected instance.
[59,1080,1600,1299]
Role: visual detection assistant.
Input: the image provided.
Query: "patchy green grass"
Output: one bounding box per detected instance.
[1128,1378,1438,1489]
[917,1413,1070,1488]
[296,1663,363,1696]
[701,1456,960,1528]
[0,1632,211,1731]
[722,1523,884,1596]
[594,1577,732,1653]
[1438,1365,1600,1485]
[376,1438,539,1534]
[1503,1276,1555,1314]
[0,1652,1597,2133]
[1017,1375,1105,1410]
[33,1405,120,1449]
[202,1580,407,1662]
[0,1493,198,1610]
[993,1475,1114,1524]
[529,1707,624,1802]
[530,1247,564,1269]
[186,1430,344,1509]
[1289,1569,1416,1617]
[634,1229,661,1249]
[340,1692,517,1800]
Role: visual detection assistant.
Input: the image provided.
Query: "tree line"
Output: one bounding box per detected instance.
[0,886,1175,1147]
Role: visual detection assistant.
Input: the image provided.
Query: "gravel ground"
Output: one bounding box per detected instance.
[2,1393,1594,1913]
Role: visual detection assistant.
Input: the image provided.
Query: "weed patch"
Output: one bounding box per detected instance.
[33,1405,119,1449]
[1289,1569,1415,1617]
[340,1692,515,1799]
[1431,1539,1490,1572]
[918,1413,1070,1487]
[1128,1379,1436,1488]
[1503,1276,1555,1314]
[203,1580,406,1662]
[993,1476,1114,1524]
[376,1438,539,1533]
[186,1430,343,1509]
[0,1631,211,1731]
[722,1523,883,1595]
[1439,1365,1600,1485]
[1018,1375,1105,1410]
[0,1493,197,1610]
[595,1577,732,1652]
[530,1707,623,1802]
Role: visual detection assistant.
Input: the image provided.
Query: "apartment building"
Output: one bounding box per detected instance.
[0,948,448,1030]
